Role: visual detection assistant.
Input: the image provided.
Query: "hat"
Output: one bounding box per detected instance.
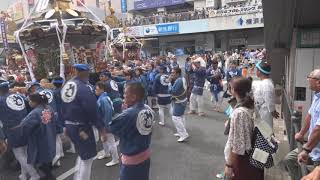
[0,81,9,89]
[256,60,271,75]
[73,64,90,71]
[52,78,64,84]
[100,71,112,78]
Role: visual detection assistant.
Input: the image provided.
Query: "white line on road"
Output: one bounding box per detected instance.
[56,150,105,180]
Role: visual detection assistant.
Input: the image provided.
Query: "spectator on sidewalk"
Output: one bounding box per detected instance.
[224,76,264,180]
[283,69,320,180]
[253,60,279,129]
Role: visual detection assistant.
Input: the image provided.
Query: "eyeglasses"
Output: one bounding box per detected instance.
[307,76,320,80]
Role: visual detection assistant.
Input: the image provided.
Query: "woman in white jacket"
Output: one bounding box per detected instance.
[253,60,279,129]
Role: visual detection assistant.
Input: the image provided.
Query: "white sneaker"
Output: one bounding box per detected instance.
[177,135,189,142]
[53,160,61,167]
[19,174,27,180]
[173,133,180,137]
[97,153,111,160]
[29,174,41,180]
[105,159,119,167]
[158,122,165,126]
[66,148,76,153]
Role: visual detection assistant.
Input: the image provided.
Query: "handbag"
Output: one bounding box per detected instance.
[249,126,278,169]
[250,116,278,169]
[239,108,278,169]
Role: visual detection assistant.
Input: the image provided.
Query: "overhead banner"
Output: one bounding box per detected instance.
[121,0,127,12]
[144,23,179,36]
[134,0,185,10]
[208,5,263,17]
[0,18,9,52]
[206,0,215,7]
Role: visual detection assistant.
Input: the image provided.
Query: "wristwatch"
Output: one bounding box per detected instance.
[302,147,312,154]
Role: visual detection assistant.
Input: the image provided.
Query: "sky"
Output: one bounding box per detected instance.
[0,0,12,11]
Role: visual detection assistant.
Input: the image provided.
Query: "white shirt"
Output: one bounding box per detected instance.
[252,78,276,128]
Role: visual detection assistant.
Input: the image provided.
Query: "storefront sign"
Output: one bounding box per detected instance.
[144,23,179,36]
[179,19,208,34]
[229,38,246,46]
[134,0,185,10]
[112,26,144,39]
[208,5,262,18]
[206,0,215,7]
[127,26,144,37]
[207,13,264,31]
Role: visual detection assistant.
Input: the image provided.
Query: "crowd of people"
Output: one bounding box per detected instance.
[120,1,262,27]
[0,47,319,180]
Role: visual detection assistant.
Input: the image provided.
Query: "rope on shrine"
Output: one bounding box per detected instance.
[15,0,42,82]
[75,0,111,62]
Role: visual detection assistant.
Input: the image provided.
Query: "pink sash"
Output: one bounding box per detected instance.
[121,149,150,165]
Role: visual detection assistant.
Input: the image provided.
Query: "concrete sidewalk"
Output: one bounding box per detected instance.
[265,105,290,180]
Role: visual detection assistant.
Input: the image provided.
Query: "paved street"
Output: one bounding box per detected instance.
[0,91,228,180]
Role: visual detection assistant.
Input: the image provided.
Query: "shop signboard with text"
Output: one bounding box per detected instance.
[144,23,179,36]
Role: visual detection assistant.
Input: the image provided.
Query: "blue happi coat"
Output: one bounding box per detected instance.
[170,76,188,116]
[19,105,56,165]
[0,93,28,148]
[152,74,171,105]
[97,92,113,131]
[206,67,224,93]
[147,69,157,96]
[191,67,207,95]
[61,77,104,160]
[104,79,122,114]
[226,68,242,82]
[110,102,154,156]
[33,86,58,113]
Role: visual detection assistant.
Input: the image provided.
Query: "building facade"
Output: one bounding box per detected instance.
[113,0,264,57]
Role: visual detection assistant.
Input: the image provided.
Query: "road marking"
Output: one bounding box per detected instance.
[56,150,105,180]
[57,167,75,180]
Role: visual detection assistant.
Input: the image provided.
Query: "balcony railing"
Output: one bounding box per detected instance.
[119,4,263,27]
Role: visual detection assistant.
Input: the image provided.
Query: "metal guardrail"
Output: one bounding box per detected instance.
[281,87,308,176]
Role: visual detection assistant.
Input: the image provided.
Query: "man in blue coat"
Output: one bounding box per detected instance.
[61,64,107,180]
[188,59,207,116]
[95,81,119,166]
[0,81,40,180]
[51,77,65,166]
[226,60,241,83]
[169,67,189,142]
[110,82,155,180]
[99,72,123,115]
[152,66,172,126]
